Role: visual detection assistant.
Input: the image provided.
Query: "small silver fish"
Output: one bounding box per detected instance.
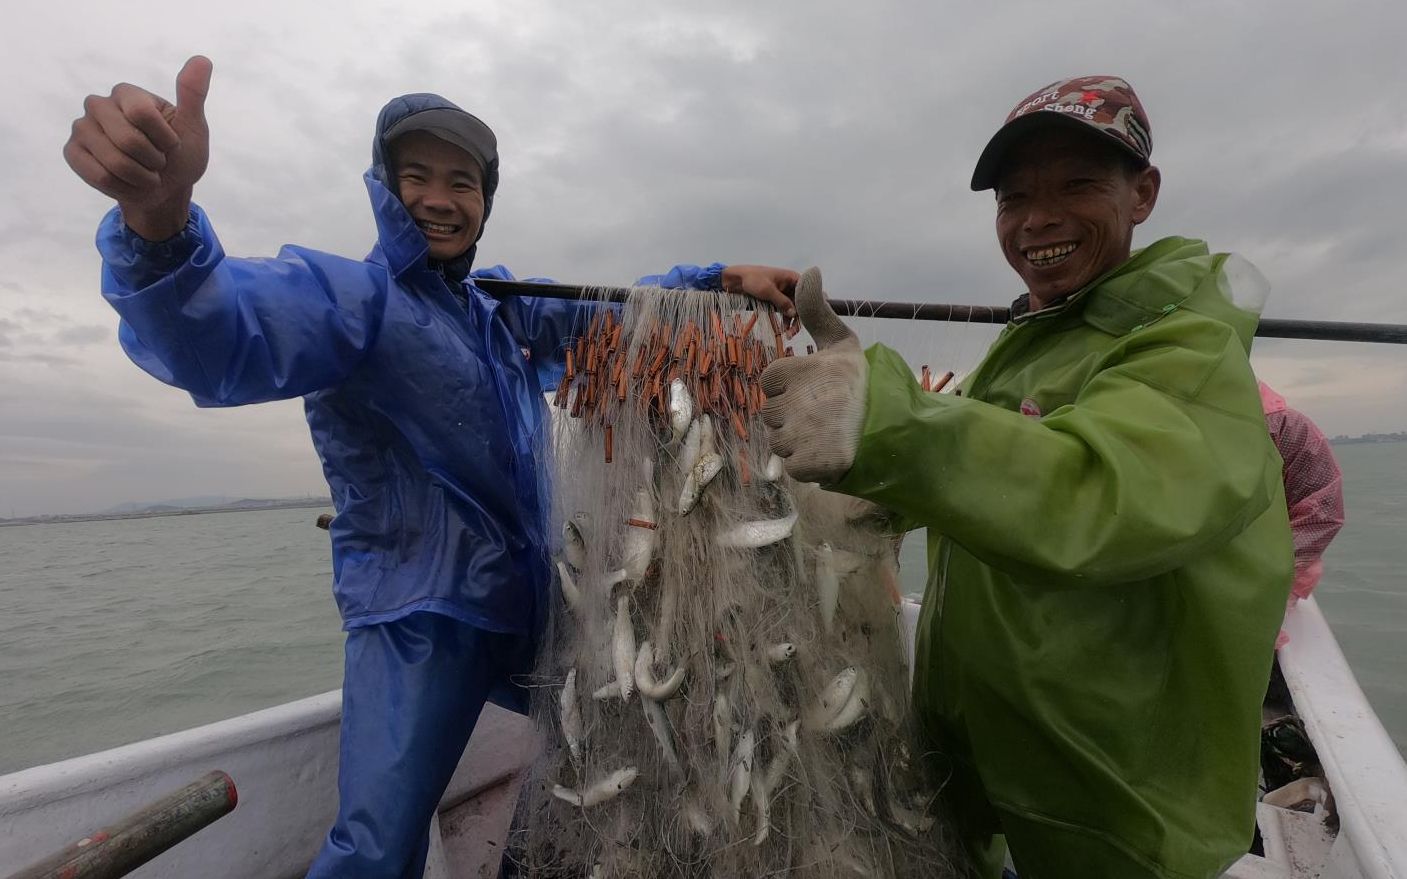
[668,378,693,442]
[552,766,639,807]
[824,668,871,733]
[751,769,772,847]
[713,693,732,784]
[849,766,878,817]
[766,642,797,664]
[677,417,703,476]
[830,548,869,578]
[592,680,622,701]
[763,720,799,794]
[563,519,587,571]
[634,640,686,700]
[888,798,935,835]
[678,451,723,515]
[755,721,800,848]
[698,413,717,456]
[700,410,720,452]
[560,669,584,766]
[729,728,756,823]
[641,695,683,777]
[805,666,863,731]
[678,474,701,517]
[613,593,637,702]
[715,511,799,549]
[782,718,801,756]
[763,454,785,482]
[556,560,581,612]
[695,451,724,486]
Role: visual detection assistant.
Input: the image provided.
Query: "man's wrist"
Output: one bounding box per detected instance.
[120,193,194,243]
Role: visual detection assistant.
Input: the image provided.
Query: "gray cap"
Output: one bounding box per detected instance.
[383,107,498,180]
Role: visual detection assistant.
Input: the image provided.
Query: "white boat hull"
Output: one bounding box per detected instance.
[1229,596,1407,879]
[1,597,1402,877]
[0,691,536,878]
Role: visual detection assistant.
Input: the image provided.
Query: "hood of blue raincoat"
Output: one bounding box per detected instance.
[372,93,501,279]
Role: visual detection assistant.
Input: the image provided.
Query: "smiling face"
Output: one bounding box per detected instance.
[390,130,487,261]
[994,126,1161,310]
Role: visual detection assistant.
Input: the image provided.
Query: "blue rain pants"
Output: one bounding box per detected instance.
[306,613,512,879]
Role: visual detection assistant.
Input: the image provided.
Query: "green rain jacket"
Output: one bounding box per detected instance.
[833,238,1293,878]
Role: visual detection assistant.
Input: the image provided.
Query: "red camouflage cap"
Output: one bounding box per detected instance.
[970,75,1153,191]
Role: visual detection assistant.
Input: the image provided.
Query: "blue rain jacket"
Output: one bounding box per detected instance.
[96,93,723,641]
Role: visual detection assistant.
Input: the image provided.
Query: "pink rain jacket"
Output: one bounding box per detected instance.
[1260,382,1346,646]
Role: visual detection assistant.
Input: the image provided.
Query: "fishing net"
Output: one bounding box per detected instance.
[505,286,966,877]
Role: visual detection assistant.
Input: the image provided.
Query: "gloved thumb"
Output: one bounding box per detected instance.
[175,55,213,124]
[795,266,855,350]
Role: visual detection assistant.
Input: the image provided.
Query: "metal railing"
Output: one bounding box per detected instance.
[473,278,1407,345]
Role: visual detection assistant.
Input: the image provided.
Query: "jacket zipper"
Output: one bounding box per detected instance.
[929,303,1068,691]
[446,278,541,523]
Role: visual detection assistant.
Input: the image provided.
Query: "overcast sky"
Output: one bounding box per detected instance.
[2,0,1404,516]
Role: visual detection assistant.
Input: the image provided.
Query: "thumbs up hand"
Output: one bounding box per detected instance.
[64,56,213,241]
[760,267,868,484]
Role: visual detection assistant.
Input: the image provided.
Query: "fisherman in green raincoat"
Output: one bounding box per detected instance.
[759,76,1293,877]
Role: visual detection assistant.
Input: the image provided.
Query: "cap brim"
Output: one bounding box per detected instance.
[385,108,497,178]
[969,111,1145,192]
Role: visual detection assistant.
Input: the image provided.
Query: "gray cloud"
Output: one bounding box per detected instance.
[0,351,80,367]
[2,0,1404,515]
[52,324,109,346]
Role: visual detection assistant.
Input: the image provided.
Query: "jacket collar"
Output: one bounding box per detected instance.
[363,170,430,279]
[1010,237,1237,341]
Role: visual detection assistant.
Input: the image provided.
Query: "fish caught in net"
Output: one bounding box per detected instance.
[507,285,966,877]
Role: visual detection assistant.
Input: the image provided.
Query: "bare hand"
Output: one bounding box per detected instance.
[63,56,213,241]
[722,264,800,332]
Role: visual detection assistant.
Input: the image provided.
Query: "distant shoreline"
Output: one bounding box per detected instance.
[0,498,333,528]
[1330,433,1407,447]
[5,437,1400,523]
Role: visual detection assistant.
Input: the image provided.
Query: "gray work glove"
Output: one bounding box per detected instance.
[760,267,867,484]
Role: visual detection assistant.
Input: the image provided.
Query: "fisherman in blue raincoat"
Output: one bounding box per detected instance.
[64,56,799,878]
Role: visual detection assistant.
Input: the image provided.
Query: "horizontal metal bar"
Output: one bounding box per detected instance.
[1252,318,1407,345]
[472,278,1407,345]
[6,770,237,879]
